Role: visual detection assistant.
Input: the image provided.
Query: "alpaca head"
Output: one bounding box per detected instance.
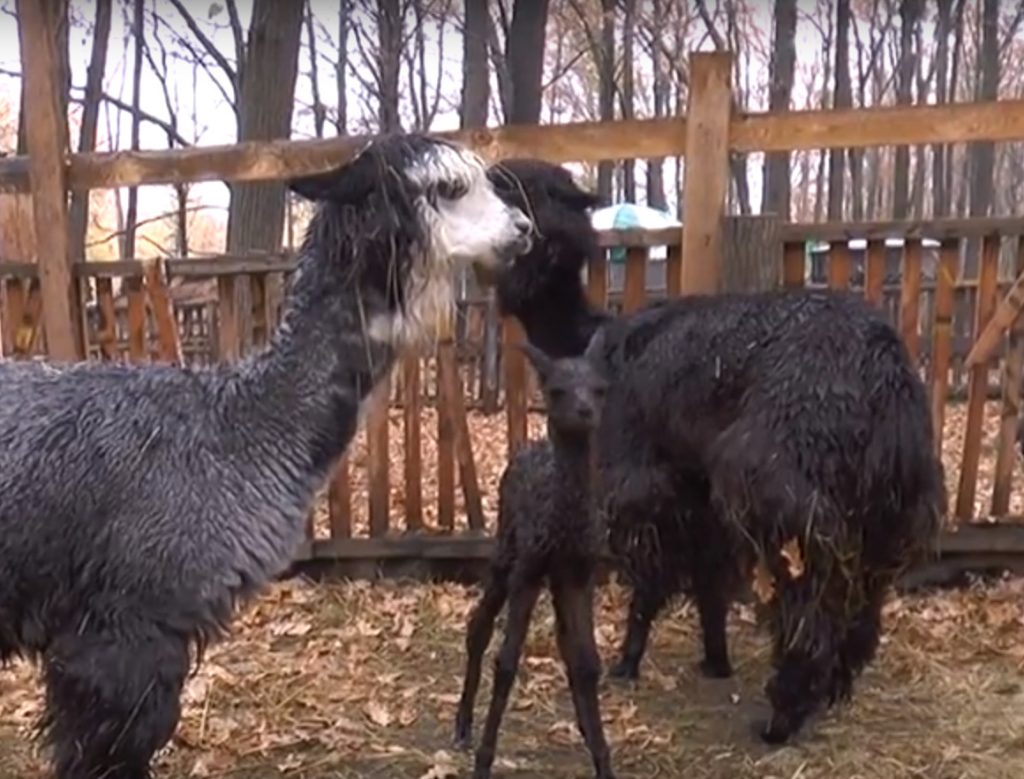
[522,328,609,437]
[487,159,602,320]
[288,134,533,348]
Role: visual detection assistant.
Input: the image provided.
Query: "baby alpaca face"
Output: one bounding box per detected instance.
[522,332,609,436]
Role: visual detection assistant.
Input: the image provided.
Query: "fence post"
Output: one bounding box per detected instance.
[721,215,781,293]
[680,51,733,295]
[16,0,85,361]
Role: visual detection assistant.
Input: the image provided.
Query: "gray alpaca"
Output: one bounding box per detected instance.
[0,133,531,779]
[454,330,616,779]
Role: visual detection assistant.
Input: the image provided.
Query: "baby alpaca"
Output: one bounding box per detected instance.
[454,330,616,779]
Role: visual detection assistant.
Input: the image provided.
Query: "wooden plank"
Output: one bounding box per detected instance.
[2,278,25,355]
[956,235,1001,520]
[864,239,887,306]
[680,52,732,295]
[622,246,647,313]
[991,239,1024,515]
[827,242,852,291]
[436,341,456,531]
[587,250,608,308]
[15,0,84,361]
[437,338,486,531]
[782,241,805,289]
[6,98,1024,193]
[899,239,924,364]
[665,244,683,297]
[216,274,240,362]
[249,272,271,348]
[125,275,147,363]
[143,259,182,364]
[94,276,119,360]
[503,316,528,455]
[929,240,958,455]
[402,354,424,532]
[781,217,1024,243]
[366,379,391,537]
[328,454,352,539]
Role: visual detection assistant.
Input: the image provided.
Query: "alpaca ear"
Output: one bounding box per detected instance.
[520,342,553,380]
[288,150,375,205]
[549,172,602,211]
[583,327,607,363]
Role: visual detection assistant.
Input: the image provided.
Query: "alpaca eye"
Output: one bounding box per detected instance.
[436,180,468,201]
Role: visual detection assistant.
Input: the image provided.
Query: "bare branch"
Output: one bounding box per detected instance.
[166,0,237,91]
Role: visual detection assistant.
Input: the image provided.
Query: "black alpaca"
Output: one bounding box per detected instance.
[488,158,946,744]
[454,331,616,779]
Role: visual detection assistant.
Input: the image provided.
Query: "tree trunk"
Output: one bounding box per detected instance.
[762,0,797,219]
[828,0,852,220]
[597,0,616,201]
[932,0,953,217]
[67,0,112,262]
[646,0,668,210]
[336,0,350,134]
[620,0,637,202]
[225,0,304,256]
[506,0,550,124]
[461,0,490,128]
[970,0,999,219]
[893,0,922,219]
[124,0,146,260]
[376,0,403,132]
[17,0,70,155]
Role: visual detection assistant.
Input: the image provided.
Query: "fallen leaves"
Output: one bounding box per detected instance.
[780,538,805,579]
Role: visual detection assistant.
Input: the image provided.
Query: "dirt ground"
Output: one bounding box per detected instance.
[2,575,1024,779]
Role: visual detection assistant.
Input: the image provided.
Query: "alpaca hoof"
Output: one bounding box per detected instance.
[607,659,639,682]
[756,715,793,746]
[698,657,733,679]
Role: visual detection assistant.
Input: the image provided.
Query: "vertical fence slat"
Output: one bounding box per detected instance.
[250,272,271,348]
[666,243,683,297]
[990,237,1024,515]
[367,379,390,537]
[827,242,851,290]
[216,274,239,362]
[955,234,1001,520]
[929,240,958,456]
[900,239,924,364]
[623,246,647,314]
[402,354,423,532]
[94,276,118,360]
[503,317,528,456]
[437,339,485,531]
[143,259,182,365]
[436,342,455,531]
[125,276,147,363]
[3,278,25,356]
[587,249,608,308]
[328,454,352,539]
[782,241,805,289]
[864,239,886,306]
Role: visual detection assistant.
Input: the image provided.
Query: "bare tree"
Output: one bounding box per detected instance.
[763,0,797,219]
[123,0,146,260]
[461,0,490,128]
[892,0,923,219]
[828,0,852,220]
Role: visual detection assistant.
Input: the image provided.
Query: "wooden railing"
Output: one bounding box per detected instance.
[4,218,1024,564]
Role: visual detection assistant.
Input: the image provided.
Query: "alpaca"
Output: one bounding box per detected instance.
[488,158,945,744]
[0,133,532,779]
[454,330,616,779]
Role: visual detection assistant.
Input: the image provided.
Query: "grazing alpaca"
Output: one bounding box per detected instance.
[488,158,945,744]
[0,134,532,779]
[454,331,616,779]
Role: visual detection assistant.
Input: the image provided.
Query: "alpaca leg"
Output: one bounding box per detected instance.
[691,564,732,679]
[41,626,189,779]
[608,577,669,681]
[454,567,510,750]
[551,574,616,779]
[473,578,542,779]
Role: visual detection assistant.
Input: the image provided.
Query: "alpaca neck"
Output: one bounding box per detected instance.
[234,262,398,482]
[550,428,599,524]
[516,285,609,358]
